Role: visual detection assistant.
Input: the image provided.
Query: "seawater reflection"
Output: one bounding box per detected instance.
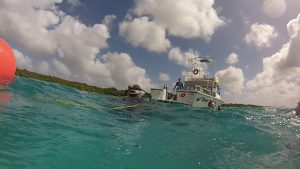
[0,90,11,122]
[0,90,11,107]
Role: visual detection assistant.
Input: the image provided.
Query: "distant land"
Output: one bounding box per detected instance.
[16,68,127,97]
[15,68,260,107]
[222,103,262,108]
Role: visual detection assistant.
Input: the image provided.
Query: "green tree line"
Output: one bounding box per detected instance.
[16,68,127,96]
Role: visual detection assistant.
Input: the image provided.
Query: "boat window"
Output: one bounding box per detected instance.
[184,84,194,91]
[195,85,202,92]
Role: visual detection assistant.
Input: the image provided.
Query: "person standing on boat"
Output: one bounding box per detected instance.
[296,100,300,116]
[173,78,184,90]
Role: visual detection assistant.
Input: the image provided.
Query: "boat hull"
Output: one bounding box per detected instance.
[176,90,223,108]
[151,88,224,108]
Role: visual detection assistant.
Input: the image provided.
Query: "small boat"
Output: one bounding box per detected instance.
[150,57,224,109]
[127,84,145,99]
[296,100,300,116]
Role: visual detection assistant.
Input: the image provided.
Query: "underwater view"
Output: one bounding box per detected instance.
[0,77,299,169]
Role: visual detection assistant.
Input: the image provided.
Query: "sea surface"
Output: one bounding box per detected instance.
[0,77,299,169]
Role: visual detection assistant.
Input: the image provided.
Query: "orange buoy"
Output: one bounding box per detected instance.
[0,39,16,85]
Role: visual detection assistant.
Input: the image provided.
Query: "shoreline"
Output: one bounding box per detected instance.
[222,103,263,108]
[15,69,260,107]
[15,68,127,97]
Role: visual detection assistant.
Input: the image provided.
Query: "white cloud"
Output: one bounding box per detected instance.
[216,66,245,95]
[132,0,225,40]
[53,16,154,90]
[245,23,278,48]
[119,17,171,52]
[36,61,51,75]
[168,47,200,66]
[159,73,170,82]
[14,49,33,70]
[168,47,208,78]
[168,47,189,66]
[246,13,300,107]
[0,0,60,56]
[54,15,110,76]
[53,59,71,77]
[14,49,51,75]
[102,15,117,29]
[3,0,154,91]
[120,0,225,52]
[226,53,239,65]
[263,0,287,18]
[102,52,153,91]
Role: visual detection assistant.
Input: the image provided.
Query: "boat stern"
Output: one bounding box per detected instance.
[150,88,167,100]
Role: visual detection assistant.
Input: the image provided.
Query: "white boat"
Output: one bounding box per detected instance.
[151,57,224,109]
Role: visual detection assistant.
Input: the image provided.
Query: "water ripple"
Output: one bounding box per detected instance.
[0,77,299,169]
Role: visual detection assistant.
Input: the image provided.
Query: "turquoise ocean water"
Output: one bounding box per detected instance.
[0,77,300,169]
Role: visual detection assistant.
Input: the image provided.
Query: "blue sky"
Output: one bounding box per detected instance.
[56,0,298,81]
[1,0,300,106]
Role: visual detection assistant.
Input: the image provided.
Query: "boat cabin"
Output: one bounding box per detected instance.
[150,56,224,108]
[181,76,221,98]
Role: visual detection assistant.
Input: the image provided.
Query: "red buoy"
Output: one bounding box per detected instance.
[0,39,16,85]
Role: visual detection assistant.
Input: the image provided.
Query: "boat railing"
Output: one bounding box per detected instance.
[194,85,219,97]
[194,85,210,95]
[195,85,203,92]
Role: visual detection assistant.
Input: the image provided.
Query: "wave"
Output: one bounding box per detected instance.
[0,77,299,169]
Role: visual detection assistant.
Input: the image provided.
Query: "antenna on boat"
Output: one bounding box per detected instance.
[206,56,218,77]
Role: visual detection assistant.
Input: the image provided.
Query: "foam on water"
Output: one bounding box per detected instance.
[0,77,299,169]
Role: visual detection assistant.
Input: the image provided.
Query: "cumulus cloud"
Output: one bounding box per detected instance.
[245,23,278,48]
[102,15,117,29]
[14,49,33,70]
[14,49,53,75]
[102,52,153,90]
[15,49,154,91]
[226,53,239,65]
[3,0,153,90]
[132,0,225,40]
[53,59,71,77]
[119,17,171,52]
[263,0,287,18]
[15,49,57,76]
[168,47,208,77]
[120,0,225,52]
[168,47,201,66]
[159,73,170,82]
[0,0,61,56]
[216,66,245,95]
[54,15,110,77]
[246,13,300,106]
[36,61,51,75]
[168,47,190,66]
